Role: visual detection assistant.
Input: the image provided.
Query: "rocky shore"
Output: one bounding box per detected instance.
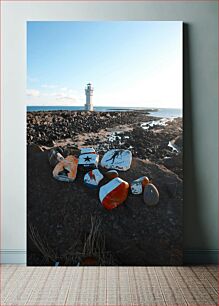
[27,110,150,146]
[27,110,183,266]
[27,110,183,178]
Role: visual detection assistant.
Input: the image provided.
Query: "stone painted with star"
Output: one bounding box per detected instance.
[84,169,104,189]
[101,149,132,171]
[78,147,99,168]
[99,177,129,210]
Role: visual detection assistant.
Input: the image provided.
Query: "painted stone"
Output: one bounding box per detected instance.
[143,183,159,206]
[53,155,78,182]
[131,176,150,195]
[84,169,104,189]
[99,177,129,210]
[101,149,132,171]
[78,147,99,167]
[80,147,96,155]
[78,153,99,168]
[105,170,119,180]
[48,147,64,167]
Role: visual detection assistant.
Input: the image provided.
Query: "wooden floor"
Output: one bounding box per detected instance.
[1,265,218,305]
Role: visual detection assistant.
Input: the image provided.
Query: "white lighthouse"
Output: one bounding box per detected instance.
[85,83,94,111]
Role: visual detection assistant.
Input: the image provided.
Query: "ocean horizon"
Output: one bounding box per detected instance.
[27,106,182,118]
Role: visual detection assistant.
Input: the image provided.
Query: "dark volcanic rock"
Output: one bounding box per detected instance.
[27,110,183,178]
[27,148,183,266]
[27,111,150,146]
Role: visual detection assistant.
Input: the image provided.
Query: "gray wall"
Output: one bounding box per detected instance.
[1,1,218,263]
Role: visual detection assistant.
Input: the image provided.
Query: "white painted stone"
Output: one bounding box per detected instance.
[131,176,149,195]
[131,180,143,195]
[101,149,132,171]
[84,169,104,188]
[78,153,99,167]
[80,147,96,155]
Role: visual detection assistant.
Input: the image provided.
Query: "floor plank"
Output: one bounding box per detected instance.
[1,265,218,305]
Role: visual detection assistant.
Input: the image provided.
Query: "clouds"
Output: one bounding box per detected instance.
[26,89,40,97]
[26,85,84,105]
[51,91,79,102]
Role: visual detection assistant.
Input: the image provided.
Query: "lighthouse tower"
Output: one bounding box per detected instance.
[85,83,94,111]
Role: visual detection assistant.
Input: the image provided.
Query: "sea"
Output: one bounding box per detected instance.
[27,106,182,118]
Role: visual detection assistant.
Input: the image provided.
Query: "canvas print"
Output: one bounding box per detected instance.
[27,21,183,266]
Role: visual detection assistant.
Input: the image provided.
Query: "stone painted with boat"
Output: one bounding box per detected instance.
[84,169,104,189]
[53,155,78,182]
[143,183,159,206]
[131,176,150,194]
[99,177,129,210]
[101,149,132,171]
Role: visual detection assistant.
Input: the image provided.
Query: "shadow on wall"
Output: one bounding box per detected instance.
[183,23,207,258]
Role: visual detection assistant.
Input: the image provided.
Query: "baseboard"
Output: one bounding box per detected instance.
[183,249,218,264]
[0,250,26,264]
[1,249,218,264]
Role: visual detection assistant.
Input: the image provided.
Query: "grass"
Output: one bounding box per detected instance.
[28,215,115,266]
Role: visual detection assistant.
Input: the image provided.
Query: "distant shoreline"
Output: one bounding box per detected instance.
[26,106,182,118]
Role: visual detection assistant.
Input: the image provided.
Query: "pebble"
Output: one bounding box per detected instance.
[143,183,159,206]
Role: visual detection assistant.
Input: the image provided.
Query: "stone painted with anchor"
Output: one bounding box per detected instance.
[84,169,104,189]
[53,155,78,182]
[99,177,129,210]
[101,149,132,171]
[131,176,150,195]
[143,183,159,206]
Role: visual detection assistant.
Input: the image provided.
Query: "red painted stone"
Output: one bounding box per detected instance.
[99,178,129,210]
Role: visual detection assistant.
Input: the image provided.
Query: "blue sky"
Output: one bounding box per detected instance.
[27,21,182,108]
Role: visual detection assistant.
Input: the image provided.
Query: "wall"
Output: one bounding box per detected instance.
[1,1,218,263]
